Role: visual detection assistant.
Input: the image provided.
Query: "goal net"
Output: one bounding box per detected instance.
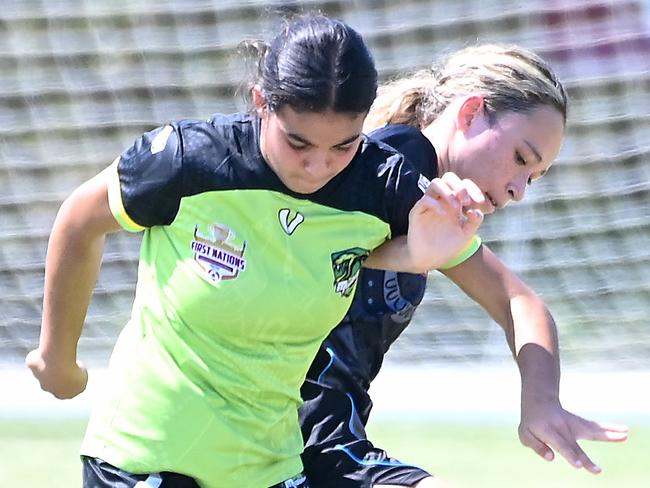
[2,0,649,370]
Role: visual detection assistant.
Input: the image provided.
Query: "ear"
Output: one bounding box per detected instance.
[252,85,268,117]
[456,95,485,132]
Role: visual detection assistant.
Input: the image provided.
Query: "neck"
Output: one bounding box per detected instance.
[421,116,451,176]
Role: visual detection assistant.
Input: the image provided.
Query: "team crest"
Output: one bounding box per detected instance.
[331,247,369,297]
[191,224,246,283]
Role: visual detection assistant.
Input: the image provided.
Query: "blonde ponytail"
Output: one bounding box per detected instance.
[364,72,437,132]
[365,44,567,133]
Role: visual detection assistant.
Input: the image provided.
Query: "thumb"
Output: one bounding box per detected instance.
[462,209,484,234]
[76,360,89,388]
[25,348,44,374]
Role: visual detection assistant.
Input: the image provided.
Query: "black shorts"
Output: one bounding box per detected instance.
[299,380,431,488]
[82,457,310,488]
[82,457,199,488]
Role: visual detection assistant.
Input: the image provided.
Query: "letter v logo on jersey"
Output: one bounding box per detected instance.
[278,208,304,235]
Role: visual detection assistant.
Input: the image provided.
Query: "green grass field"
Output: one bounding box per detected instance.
[1,418,647,487]
[367,420,649,488]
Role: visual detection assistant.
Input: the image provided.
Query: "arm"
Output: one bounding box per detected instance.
[26,169,122,399]
[441,245,628,474]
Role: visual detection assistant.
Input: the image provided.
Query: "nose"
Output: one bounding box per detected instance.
[303,151,333,176]
[507,176,528,203]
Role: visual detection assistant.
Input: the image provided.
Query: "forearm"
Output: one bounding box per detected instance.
[510,294,561,401]
[442,248,626,472]
[39,198,107,363]
[363,236,423,273]
[442,247,561,400]
[28,171,120,398]
[365,233,480,273]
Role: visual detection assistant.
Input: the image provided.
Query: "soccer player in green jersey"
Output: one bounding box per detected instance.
[25,14,484,488]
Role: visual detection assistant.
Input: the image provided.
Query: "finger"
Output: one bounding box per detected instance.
[597,426,629,442]
[519,428,555,462]
[546,428,602,474]
[425,177,463,211]
[412,194,448,217]
[439,172,464,190]
[439,173,471,207]
[576,422,628,442]
[568,445,601,474]
[441,173,488,214]
[461,178,486,207]
[461,209,483,234]
[521,421,584,470]
[416,194,481,230]
[596,422,630,433]
[568,415,629,442]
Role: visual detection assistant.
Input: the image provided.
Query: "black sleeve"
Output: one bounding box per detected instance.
[366,126,438,237]
[381,155,424,237]
[116,118,235,227]
[369,124,438,178]
[116,123,184,227]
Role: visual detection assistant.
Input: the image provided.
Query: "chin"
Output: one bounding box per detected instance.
[289,176,333,194]
[287,182,324,195]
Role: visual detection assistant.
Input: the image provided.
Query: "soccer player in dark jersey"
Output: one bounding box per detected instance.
[299,44,629,488]
[25,14,486,488]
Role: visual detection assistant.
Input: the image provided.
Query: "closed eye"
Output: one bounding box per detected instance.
[334,143,355,153]
[287,140,356,153]
[287,139,309,151]
[515,152,527,166]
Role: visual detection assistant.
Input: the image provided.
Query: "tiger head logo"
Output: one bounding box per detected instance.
[331,247,369,297]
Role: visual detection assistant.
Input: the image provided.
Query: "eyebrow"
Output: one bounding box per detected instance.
[287,132,360,148]
[525,140,543,163]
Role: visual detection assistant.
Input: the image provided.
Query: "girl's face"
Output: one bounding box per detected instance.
[444,100,565,214]
[257,94,366,194]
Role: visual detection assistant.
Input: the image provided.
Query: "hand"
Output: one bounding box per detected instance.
[407,172,484,271]
[518,397,629,474]
[25,348,88,399]
[427,172,490,216]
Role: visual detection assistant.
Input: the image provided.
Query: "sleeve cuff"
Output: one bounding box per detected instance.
[106,157,145,233]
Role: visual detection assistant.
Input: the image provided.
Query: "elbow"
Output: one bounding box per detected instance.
[54,176,119,238]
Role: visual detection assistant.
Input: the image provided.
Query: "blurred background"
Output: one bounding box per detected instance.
[1,1,649,485]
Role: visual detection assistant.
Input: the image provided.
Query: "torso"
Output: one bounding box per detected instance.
[82,114,426,487]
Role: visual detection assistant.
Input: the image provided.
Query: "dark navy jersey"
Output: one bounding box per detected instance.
[299,125,483,484]
[304,124,437,424]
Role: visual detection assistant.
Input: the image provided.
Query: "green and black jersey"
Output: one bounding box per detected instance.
[81,113,427,487]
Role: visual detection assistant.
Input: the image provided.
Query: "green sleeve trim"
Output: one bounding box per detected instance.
[106,157,145,233]
[438,235,482,270]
